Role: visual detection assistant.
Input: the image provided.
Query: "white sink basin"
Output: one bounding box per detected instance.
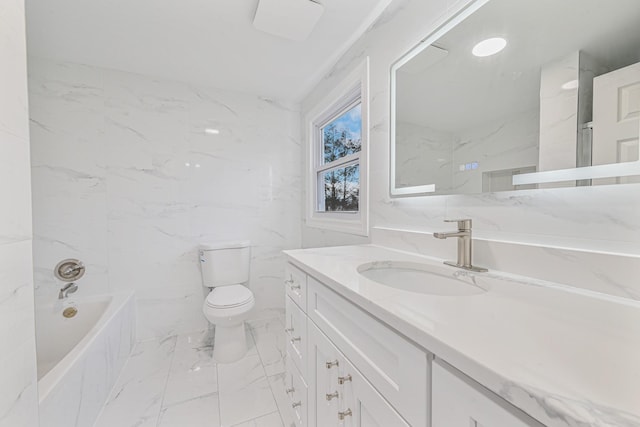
[357,261,486,296]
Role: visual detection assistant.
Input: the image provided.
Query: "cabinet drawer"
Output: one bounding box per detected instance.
[432,360,543,427]
[285,357,309,427]
[286,295,307,379]
[307,277,429,427]
[285,263,307,312]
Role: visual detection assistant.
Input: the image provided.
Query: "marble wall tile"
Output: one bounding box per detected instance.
[0,0,39,426]
[300,0,640,297]
[28,57,303,341]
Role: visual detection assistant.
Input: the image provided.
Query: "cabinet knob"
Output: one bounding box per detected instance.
[285,387,295,395]
[338,374,352,385]
[325,360,339,369]
[292,401,302,409]
[325,391,339,401]
[338,408,352,420]
[290,336,301,344]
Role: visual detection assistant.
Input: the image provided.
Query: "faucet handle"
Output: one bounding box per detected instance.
[444,219,472,230]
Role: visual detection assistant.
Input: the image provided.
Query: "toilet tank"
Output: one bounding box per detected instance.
[199,240,251,287]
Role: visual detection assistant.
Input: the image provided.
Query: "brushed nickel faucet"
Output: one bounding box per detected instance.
[433,219,487,272]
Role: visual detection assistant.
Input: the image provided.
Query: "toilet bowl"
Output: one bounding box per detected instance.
[203,284,255,362]
[199,241,255,363]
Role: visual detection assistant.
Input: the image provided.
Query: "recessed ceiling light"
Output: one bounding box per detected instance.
[205,128,220,135]
[472,37,507,57]
[561,79,579,90]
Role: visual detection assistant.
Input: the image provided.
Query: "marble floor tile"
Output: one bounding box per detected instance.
[94,317,288,427]
[232,411,284,427]
[248,317,286,376]
[94,336,177,427]
[163,329,218,406]
[217,354,278,426]
[158,393,220,427]
[267,373,297,427]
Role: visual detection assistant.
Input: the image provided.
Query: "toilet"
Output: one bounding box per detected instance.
[199,240,255,363]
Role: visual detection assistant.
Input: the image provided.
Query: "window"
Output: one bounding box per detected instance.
[306,59,369,236]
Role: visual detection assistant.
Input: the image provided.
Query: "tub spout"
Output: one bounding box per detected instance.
[59,283,78,299]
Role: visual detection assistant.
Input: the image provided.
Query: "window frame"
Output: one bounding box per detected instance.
[305,58,369,236]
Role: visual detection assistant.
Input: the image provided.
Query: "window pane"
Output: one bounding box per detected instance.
[319,163,360,212]
[322,103,362,164]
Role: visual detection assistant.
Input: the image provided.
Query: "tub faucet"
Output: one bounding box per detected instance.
[59,283,78,299]
[433,219,487,272]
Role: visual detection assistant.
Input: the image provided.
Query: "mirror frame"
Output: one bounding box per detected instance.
[389,0,640,197]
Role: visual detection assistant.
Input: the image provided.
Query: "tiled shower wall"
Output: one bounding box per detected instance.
[0,0,39,425]
[29,57,302,341]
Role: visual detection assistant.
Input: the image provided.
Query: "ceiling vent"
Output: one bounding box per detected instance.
[253,0,324,42]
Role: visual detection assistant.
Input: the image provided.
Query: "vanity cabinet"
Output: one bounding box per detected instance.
[432,360,544,427]
[284,262,541,427]
[308,322,410,426]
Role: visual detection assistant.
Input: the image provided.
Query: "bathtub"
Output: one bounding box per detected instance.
[36,292,136,427]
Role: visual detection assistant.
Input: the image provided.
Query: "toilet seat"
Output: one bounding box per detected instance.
[206,284,254,309]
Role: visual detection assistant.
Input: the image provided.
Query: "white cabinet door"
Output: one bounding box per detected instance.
[308,323,409,427]
[307,321,343,427]
[340,356,410,427]
[432,360,542,427]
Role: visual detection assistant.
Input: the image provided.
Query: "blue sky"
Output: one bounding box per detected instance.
[326,104,361,141]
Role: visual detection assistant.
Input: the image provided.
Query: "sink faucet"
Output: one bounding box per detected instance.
[59,282,78,299]
[433,219,487,272]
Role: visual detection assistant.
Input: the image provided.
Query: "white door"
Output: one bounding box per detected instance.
[592,60,640,184]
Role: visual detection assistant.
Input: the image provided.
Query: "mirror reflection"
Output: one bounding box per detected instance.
[392,0,640,195]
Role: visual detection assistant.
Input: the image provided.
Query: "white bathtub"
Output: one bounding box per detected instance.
[36,292,136,427]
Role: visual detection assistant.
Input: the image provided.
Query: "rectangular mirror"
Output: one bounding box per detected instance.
[391,0,640,196]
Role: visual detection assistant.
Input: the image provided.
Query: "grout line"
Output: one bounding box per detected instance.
[155,335,179,426]
[249,322,288,427]
[229,411,282,427]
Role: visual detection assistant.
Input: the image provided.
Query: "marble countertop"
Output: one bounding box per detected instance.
[284,244,640,427]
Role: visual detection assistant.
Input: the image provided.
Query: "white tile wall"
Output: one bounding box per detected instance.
[28,57,302,341]
[0,0,39,425]
[300,0,640,294]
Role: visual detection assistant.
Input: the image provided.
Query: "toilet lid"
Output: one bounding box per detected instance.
[206,285,254,309]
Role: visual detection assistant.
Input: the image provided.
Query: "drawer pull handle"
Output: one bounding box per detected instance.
[285,328,294,333]
[292,401,302,409]
[338,409,352,420]
[325,391,339,401]
[325,360,339,369]
[290,336,301,343]
[285,387,295,394]
[290,284,301,290]
[285,274,294,285]
[338,374,352,385]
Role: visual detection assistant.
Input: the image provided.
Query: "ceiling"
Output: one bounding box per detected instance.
[25,0,392,102]
[396,0,640,132]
